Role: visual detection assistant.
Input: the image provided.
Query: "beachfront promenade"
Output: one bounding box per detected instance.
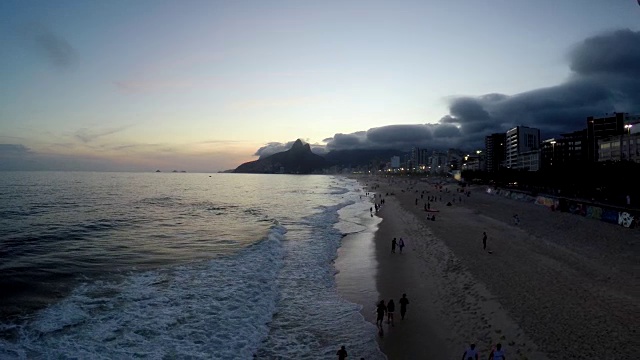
[355,176,638,359]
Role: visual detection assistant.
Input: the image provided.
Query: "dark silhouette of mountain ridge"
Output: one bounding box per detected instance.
[234,139,328,174]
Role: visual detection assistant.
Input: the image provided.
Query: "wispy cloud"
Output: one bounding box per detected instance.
[230,95,329,110]
[74,127,128,143]
[197,139,245,145]
[114,80,197,93]
[0,135,28,142]
[21,22,78,70]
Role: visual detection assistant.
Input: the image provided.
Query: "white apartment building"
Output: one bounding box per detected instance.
[505,126,541,170]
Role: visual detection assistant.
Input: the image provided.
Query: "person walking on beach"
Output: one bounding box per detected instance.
[376,300,387,327]
[336,345,348,360]
[386,299,395,326]
[482,232,487,250]
[461,343,478,360]
[399,293,409,320]
[488,343,506,360]
[398,238,405,253]
[391,238,397,253]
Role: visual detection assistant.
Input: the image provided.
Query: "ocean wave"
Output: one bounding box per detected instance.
[0,224,287,360]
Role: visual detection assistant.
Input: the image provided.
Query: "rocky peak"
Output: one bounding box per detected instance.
[290,139,306,152]
[289,139,314,154]
[234,138,327,174]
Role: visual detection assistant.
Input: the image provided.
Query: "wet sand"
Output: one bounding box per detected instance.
[351,176,639,360]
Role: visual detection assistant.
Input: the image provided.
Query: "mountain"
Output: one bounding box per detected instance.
[234,139,329,174]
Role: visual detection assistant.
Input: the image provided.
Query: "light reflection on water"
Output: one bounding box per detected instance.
[0,172,349,317]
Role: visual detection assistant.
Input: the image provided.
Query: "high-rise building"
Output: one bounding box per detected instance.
[505,126,540,170]
[429,151,447,173]
[598,133,640,163]
[410,147,429,171]
[420,149,429,166]
[541,129,588,169]
[485,133,506,172]
[586,112,632,162]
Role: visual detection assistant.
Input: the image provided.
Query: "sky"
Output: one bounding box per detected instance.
[1,0,639,172]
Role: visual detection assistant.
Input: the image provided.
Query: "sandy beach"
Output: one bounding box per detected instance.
[348,175,639,360]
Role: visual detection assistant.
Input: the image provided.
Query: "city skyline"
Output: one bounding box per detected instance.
[1,0,639,172]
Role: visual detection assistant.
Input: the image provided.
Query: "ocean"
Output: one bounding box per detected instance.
[0,172,385,359]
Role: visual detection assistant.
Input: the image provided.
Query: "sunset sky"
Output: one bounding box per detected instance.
[1,0,639,172]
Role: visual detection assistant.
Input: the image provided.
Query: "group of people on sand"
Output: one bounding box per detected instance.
[462,342,507,360]
[367,193,385,217]
[375,294,410,334]
[335,292,409,357]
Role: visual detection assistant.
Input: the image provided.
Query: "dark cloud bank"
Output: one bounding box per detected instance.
[257,29,640,158]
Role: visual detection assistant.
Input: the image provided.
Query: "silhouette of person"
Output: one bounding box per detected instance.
[488,343,505,360]
[376,300,387,327]
[336,345,348,360]
[399,293,409,320]
[398,238,405,253]
[461,343,478,360]
[482,232,487,250]
[391,238,397,253]
[386,299,395,326]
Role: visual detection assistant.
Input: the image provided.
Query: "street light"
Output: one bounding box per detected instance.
[624,124,633,160]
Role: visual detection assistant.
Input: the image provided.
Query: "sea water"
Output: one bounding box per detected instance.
[0,172,385,359]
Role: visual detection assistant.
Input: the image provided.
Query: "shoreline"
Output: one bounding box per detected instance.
[341,175,638,359]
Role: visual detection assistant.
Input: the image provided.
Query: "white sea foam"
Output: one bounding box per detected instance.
[255,181,385,360]
[0,225,287,360]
